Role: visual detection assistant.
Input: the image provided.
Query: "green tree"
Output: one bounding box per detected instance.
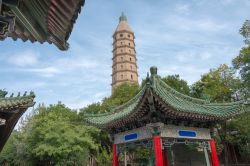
[1,103,100,166]
[239,20,250,44]
[162,75,190,95]
[0,131,21,165]
[101,83,140,111]
[232,46,250,98]
[227,112,250,159]
[191,64,240,102]
[80,102,101,114]
[28,104,98,165]
[232,21,250,98]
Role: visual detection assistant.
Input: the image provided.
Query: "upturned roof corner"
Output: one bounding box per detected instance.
[0,89,35,151]
[83,67,249,131]
[0,0,85,50]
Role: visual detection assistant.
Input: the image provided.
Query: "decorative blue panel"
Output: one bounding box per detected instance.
[178,130,197,137]
[124,133,138,141]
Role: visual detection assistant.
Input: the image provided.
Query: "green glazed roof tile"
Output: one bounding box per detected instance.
[0,91,35,112]
[83,67,250,127]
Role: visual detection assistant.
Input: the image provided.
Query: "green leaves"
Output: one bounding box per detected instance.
[0,103,100,165]
[240,20,250,44]
[235,20,250,98]
[162,75,190,95]
[191,64,240,102]
[233,45,250,97]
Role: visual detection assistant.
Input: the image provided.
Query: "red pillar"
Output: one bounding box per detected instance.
[153,136,164,166]
[162,149,168,166]
[112,144,119,166]
[210,138,220,166]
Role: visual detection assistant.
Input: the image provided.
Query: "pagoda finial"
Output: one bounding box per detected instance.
[119,12,127,22]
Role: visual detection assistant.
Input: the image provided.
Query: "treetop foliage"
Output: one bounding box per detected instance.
[191,64,241,102]
[240,20,250,44]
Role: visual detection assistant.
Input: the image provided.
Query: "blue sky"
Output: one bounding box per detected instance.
[1,0,250,109]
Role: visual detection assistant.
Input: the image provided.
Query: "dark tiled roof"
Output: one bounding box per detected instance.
[0,0,85,50]
[0,90,35,152]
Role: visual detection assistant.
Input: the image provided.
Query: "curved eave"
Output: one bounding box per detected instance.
[83,86,147,128]
[153,76,249,120]
[83,68,249,129]
[0,95,35,112]
[0,92,35,152]
[1,0,85,50]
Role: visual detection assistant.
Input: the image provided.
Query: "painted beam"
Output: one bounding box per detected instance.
[114,124,211,144]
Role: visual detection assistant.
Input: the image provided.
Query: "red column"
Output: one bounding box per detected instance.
[162,149,168,166]
[153,136,164,166]
[210,139,220,166]
[112,144,119,166]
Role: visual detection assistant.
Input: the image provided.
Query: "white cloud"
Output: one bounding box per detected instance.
[7,50,39,67]
[25,67,61,77]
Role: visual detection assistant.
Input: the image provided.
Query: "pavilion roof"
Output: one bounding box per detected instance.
[83,67,250,130]
[0,0,85,50]
[0,90,35,151]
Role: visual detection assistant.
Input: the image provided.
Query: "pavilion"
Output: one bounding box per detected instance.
[83,67,250,166]
[0,90,35,152]
[0,0,85,50]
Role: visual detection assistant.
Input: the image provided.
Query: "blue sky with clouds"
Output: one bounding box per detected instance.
[1,0,250,109]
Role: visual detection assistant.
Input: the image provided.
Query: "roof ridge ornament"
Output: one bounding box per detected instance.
[119,12,127,22]
[150,66,158,76]
[0,90,7,98]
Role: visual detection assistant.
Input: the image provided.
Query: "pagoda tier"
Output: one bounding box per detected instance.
[0,90,35,152]
[112,13,138,93]
[0,0,85,50]
[84,67,250,133]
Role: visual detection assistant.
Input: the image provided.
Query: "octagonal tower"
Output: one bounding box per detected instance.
[111,13,138,93]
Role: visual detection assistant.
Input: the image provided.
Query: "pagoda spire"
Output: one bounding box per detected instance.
[119,12,127,22]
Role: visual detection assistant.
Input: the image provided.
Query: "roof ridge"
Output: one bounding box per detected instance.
[0,91,35,99]
[83,86,146,117]
[153,76,209,105]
